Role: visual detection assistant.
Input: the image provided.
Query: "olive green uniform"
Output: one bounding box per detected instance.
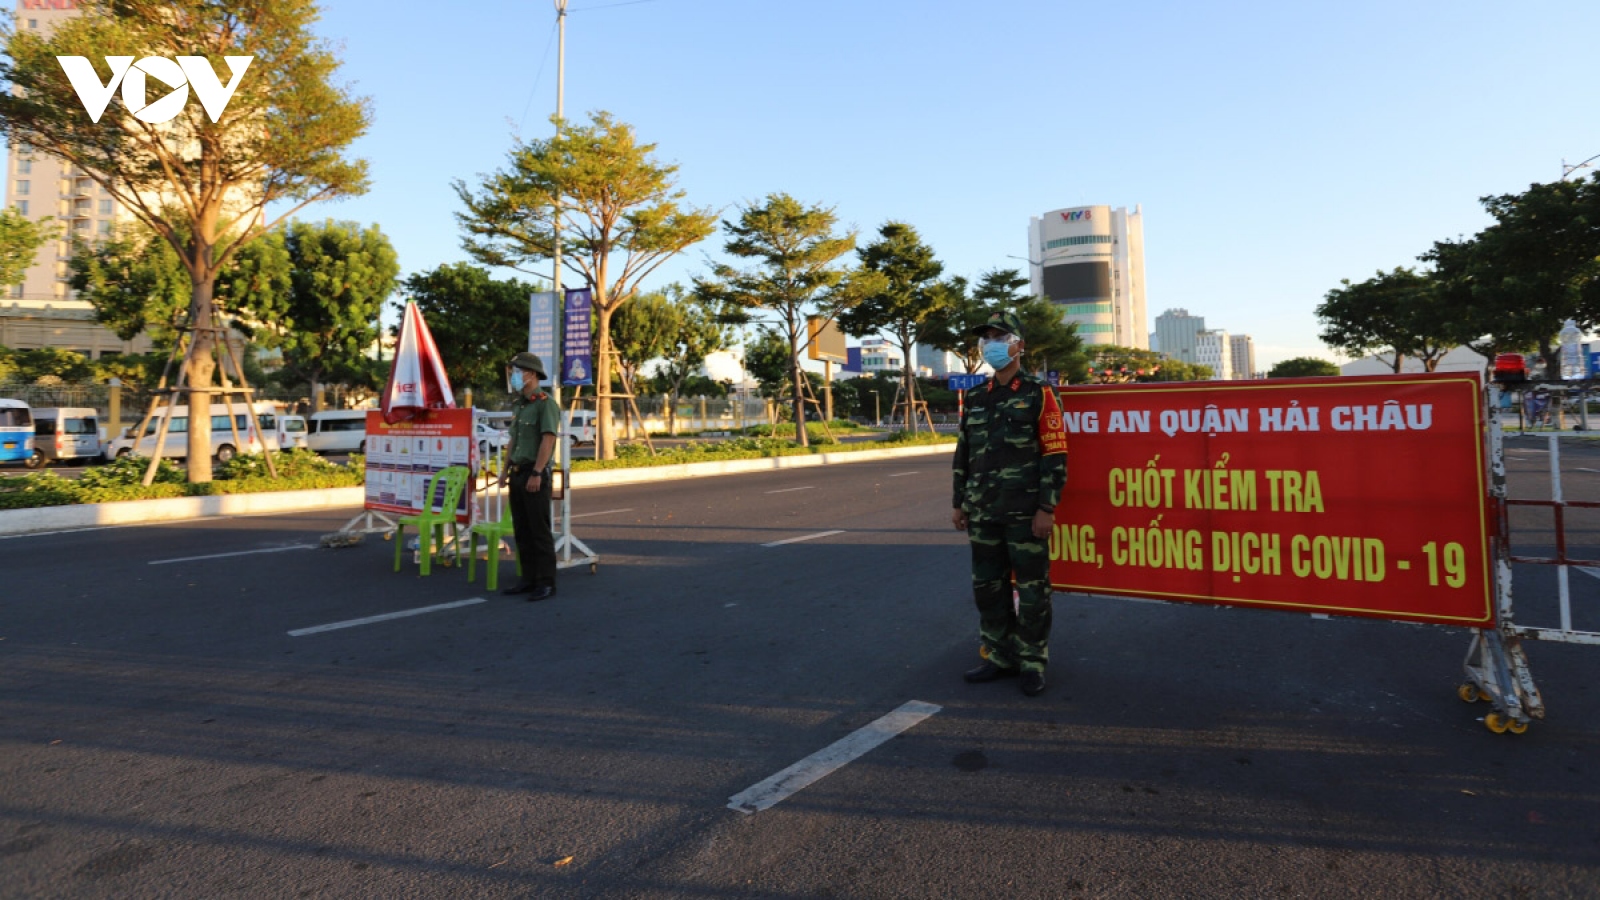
[507,390,561,589]
[952,372,1069,674]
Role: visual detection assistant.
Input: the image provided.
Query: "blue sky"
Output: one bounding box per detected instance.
[163,1,1600,368]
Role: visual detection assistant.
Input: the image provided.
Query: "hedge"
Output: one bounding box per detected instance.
[0,451,364,510]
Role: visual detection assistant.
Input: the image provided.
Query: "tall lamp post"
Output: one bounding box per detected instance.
[1562,153,1600,180]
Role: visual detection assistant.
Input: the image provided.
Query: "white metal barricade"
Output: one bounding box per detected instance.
[1461,387,1600,734]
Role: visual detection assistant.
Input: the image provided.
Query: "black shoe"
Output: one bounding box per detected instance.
[526,584,556,602]
[963,661,1019,683]
[501,582,534,595]
[1020,671,1047,697]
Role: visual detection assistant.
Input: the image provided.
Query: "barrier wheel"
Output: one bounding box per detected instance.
[1507,719,1529,735]
[589,562,598,574]
[1485,713,1510,734]
[1457,683,1478,703]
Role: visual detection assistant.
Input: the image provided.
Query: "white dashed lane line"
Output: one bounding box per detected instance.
[760,530,845,548]
[288,598,487,637]
[727,700,942,814]
[764,486,815,495]
[887,471,920,477]
[150,545,318,565]
[566,508,633,520]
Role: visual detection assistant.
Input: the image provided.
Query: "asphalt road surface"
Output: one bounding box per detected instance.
[2,441,1598,898]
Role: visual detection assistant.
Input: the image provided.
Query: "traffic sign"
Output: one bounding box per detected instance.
[948,373,986,391]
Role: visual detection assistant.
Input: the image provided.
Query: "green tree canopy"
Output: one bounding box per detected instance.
[0,0,371,480]
[1268,357,1340,378]
[742,327,793,403]
[235,221,397,410]
[0,205,56,287]
[694,193,868,445]
[839,222,949,432]
[1014,295,1087,382]
[1316,267,1460,373]
[1089,346,1212,382]
[617,285,732,434]
[454,110,716,459]
[1423,174,1600,373]
[401,262,541,399]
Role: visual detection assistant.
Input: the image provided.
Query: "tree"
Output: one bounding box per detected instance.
[0,0,371,480]
[253,221,398,411]
[0,205,56,287]
[743,327,793,406]
[627,286,732,434]
[69,221,290,349]
[1088,346,1211,382]
[1317,267,1459,372]
[402,262,542,399]
[840,222,949,433]
[1268,357,1340,378]
[610,287,680,392]
[0,346,93,384]
[694,194,869,445]
[1014,295,1087,381]
[454,111,715,460]
[1423,175,1600,373]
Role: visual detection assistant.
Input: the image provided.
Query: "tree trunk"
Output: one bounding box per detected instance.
[185,274,218,483]
[596,305,616,460]
[899,328,919,433]
[789,326,807,446]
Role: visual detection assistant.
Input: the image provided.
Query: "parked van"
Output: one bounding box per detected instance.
[32,407,102,463]
[277,414,310,451]
[306,409,370,454]
[104,402,280,462]
[0,399,38,467]
[565,409,596,446]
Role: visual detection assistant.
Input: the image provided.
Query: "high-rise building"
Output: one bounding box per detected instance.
[1026,205,1147,348]
[1153,309,1205,365]
[1195,330,1232,381]
[1229,334,1256,380]
[2,0,151,358]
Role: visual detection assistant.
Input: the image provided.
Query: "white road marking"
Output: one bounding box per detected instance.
[1575,468,1600,473]
[765,486,815,494]
[567,507,633,520]
[887,471,920,477]
[288,598,487,637]
[761,530,845,548]
[150,544,317,566]
[727,700,941,814]
[1579,567,1600,582]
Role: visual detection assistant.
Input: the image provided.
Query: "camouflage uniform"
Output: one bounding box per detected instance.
[953,355,1068,675]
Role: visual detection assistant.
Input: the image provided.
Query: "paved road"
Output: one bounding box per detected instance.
[2,445,1598,898]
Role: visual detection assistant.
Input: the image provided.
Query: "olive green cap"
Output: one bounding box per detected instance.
[510,352,547,377]
[971,310,1024,340]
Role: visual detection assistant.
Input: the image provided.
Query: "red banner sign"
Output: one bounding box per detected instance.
[363,408,474,524]
[1050,373,1493,627]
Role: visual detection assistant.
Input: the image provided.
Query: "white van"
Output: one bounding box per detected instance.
[306,409,370,454]
[277,414,309,451]
[565,409,596,446]
[104,402,280,462]
[32,407,102,463]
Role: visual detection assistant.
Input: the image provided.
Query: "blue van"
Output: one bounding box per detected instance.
[0,399,40,467]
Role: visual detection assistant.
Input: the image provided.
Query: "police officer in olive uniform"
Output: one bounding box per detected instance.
[952,310,1069,696]
[502,352,562,601]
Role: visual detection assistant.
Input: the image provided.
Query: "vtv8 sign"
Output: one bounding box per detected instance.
[57,56,252,124]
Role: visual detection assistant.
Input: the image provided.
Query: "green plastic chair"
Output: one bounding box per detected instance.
[393,465,470,576]
[466,514,520,591]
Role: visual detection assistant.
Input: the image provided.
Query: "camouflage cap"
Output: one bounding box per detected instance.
[970,310,1024,340]
[510,351,547,377]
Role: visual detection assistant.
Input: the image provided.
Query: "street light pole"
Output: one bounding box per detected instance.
[1562,153,1600,180]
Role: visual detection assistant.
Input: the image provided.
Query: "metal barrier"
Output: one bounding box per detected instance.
[1462,388,1600,733]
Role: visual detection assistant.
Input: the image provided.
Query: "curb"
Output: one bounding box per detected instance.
[0,442,954,537]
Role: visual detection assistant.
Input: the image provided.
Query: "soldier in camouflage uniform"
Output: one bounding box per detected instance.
[952,310,1069,696]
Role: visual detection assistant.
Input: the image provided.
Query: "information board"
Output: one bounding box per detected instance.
[1049,373,1493,627]
[363,408,474,524]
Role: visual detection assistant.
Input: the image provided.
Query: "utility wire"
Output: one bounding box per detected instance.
[515,17,561,135]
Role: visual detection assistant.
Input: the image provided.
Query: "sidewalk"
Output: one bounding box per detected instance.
[0,441,955,537]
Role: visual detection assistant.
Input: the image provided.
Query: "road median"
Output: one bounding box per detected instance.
[0,441,954,536]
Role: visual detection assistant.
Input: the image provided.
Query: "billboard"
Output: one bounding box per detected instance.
[363,408,474,524]
[807,316,848,363]
[1049,373,1493,627]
